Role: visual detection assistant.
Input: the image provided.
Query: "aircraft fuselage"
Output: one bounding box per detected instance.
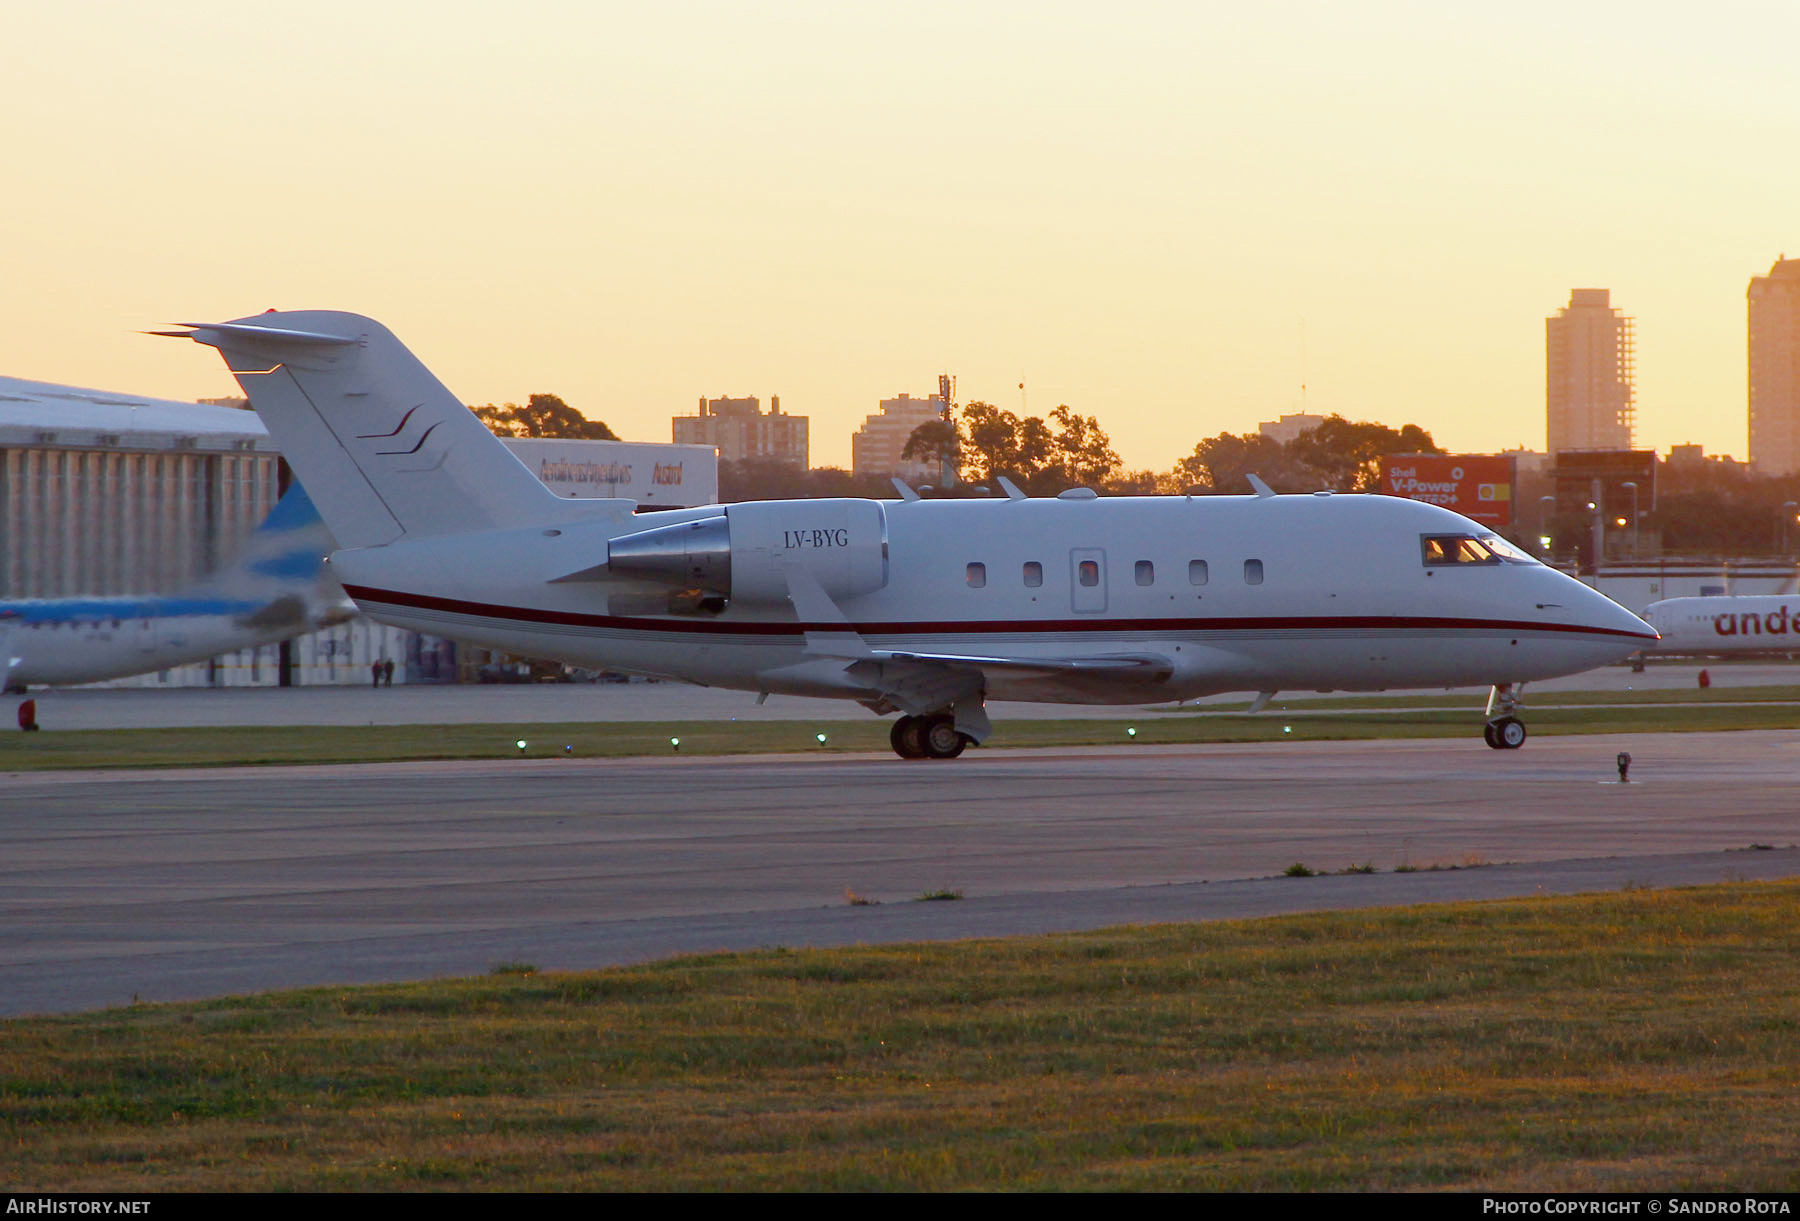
[1642,595,1800,657]
[329,491,1650,706]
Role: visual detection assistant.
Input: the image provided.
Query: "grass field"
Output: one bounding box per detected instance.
[5,883,1798,1191]
[5,691,1800,770]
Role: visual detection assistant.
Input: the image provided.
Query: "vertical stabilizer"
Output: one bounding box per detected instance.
[176,312,573,548]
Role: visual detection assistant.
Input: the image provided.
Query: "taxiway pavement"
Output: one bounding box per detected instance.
[16,658,1797,731]
[5,729,1799,1016]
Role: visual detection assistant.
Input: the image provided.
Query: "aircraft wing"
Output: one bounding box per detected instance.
[774,558,1173,719]
[844,647,1171,682]
[805,647,1172,728]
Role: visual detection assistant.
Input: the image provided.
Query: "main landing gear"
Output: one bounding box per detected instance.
[1483,717,1527,750]
[1482,682,1527,750]
[889,713,972,760]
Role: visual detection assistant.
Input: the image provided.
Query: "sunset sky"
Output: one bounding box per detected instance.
[5,1,1797,471]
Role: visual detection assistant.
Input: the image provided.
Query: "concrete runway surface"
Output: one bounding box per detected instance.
[5,729,1800,1016]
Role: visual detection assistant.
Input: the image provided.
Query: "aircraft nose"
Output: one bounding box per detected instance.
[1573,582,1660,643]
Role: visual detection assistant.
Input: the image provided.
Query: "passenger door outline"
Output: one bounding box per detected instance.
[1070,548,1107,614]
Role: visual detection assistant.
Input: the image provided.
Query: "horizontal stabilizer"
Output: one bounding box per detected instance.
[170,321,360,346]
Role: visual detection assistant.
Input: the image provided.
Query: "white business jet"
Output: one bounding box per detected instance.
[165,311,1655,757]
[3,483,352,691]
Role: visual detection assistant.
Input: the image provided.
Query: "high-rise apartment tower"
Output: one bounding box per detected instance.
[672,394,808,467]
[1546,289,1635,453]
[1749,257,1800,476]
[851,392,945,481]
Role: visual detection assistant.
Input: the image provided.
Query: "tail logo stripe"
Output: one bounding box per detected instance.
[356,403,423,439]
[376,421,442,457]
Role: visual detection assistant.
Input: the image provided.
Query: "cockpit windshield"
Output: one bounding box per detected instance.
[1477,534,1538,564]
[1421,534,1539,567]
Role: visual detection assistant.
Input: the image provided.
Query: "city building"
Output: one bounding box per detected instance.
[1749,257,1800,475]
[1666,443,1747,478]
[851,392,945,481]
[1546,289,1635,453]
[1257,413,1324,444]
[673,394,808,466]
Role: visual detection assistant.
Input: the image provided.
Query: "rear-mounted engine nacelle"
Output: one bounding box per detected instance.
[605,498,889,605]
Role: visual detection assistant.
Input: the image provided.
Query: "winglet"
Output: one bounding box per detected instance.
[1247,689,1277,713]
[996,475,1027,501]
[890,477,920,502]
[1246,474,1276,498]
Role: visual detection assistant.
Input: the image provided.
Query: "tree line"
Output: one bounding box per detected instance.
[471,394,618,441]
[462,392,1800,557]
[467,392,1445,503]
[901,402,1443,498]
[1634,457,1800,556]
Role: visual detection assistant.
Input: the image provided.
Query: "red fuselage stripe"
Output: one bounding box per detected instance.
[340,584,1657,642]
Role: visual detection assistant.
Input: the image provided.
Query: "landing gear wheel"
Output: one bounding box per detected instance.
[1483,722,1500,749]
[922,714,969,759]
[1489,716,1527,750]
[890,715,928,759]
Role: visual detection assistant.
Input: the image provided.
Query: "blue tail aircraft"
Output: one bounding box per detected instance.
[2,483,353,692]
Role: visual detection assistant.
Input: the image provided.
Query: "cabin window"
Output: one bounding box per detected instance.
[1188,559,1209,586]
[966,562,986,588]
[1244,558,1264,585]
[1022,561,1043,588]
[1135,560,1154,586]
[1078,560,1100,587]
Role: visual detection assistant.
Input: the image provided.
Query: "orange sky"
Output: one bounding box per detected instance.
[5,1,1797,470]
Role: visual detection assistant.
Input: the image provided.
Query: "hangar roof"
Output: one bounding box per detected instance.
[0,375,270,451]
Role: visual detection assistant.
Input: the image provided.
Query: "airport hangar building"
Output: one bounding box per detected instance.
[0,375,718,687]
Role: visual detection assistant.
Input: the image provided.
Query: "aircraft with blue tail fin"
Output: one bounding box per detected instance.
[2,482,353,691]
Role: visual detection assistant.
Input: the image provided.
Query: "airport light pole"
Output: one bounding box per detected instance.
[1621,481,1639,556]
[1784,501,1798,555]
[1538,495,1557,557]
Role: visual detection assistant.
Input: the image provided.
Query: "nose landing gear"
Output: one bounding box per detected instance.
[1483,716,1527,749]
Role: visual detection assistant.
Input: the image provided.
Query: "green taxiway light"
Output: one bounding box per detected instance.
[670,737,681,752]
[816,732,828,745]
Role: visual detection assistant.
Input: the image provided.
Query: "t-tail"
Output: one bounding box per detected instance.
[163,311,614,549]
